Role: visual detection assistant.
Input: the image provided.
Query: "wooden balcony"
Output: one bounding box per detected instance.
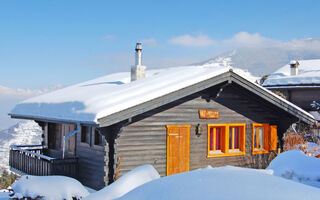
[9,145,78,179]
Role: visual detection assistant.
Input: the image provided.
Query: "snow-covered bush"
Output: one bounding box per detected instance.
[267,150,320,188]
[0,169,18,189]
[307,142,320,157]
[11,175,89,200]
[84,164,160,200]
[283,132,307,152]
[283,131,320,157]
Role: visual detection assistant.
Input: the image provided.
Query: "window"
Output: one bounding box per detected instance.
[208,126,225,153]
[94,129,104,146]
[252,124,278,154]
[208,124,245,157]
[229,126,240,151]
[81,126,91,144]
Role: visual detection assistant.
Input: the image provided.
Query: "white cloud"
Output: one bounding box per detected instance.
[0,85,62,100]
[168,34,215,47]
[140,38,158,47]
[283,38,320,51]
[102,35,117,40]
[0,85,63,130]
[222,32,280,48]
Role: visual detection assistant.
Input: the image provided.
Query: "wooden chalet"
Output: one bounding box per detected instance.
[263,59,320,129]
[263,59,320,112]
[9,45,315,190]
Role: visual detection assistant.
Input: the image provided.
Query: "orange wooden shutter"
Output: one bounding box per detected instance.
[269,125,278,151]
[263,124,269,150]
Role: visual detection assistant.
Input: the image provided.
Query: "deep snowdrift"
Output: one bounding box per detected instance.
[120,166,320,200]
[11,175,89,200]
[267,150,320,188]
[84,165,160,200]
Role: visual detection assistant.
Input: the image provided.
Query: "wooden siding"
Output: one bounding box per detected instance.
[46,123,107,190]
[275,88,320,112]
[76,127,107,190]
[115,83,293,177]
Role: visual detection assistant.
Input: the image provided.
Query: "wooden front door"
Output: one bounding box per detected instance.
[167,125,190,176]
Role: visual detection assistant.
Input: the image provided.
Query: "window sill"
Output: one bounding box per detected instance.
[252,149,269,154]
[207,151,245,158]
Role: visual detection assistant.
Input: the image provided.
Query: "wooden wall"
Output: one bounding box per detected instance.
[115,83,295,177]
[46,123,107,190]
[275,88,320,111]
[76,127,107,190]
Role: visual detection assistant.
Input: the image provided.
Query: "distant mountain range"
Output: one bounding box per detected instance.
[0,120,42,172]
[199,38,320,76]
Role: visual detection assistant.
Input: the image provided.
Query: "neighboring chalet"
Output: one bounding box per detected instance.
[9,44,315,190]
[263,59,320,127]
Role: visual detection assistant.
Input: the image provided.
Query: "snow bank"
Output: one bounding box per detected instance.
[0,192,9,200]
[120,165,320,200]
[11,175,89,200]
[84,164,160,200]
[267,150,320,188]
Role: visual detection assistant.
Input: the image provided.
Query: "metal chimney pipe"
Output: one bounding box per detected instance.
[135,43,142,66]
[131,43,146,82]
[290,60,299,76]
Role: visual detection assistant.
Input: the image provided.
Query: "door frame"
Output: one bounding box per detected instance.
[166,124,191,176]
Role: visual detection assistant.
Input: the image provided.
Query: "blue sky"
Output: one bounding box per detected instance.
[1,0,320,88]
[0,0,320,129]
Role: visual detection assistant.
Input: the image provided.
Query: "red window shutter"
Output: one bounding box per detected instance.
[239,126,245,152]
[269,125,278,151]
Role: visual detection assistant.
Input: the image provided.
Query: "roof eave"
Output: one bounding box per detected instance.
[97,71,232,127]
[230,72,315,125]
[9,113,98,127]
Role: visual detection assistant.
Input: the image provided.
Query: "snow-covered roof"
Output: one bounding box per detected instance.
[263,59,320,87]
[10,65,314,126]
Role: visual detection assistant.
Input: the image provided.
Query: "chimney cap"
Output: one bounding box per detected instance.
[135,43,142,51]
[290,60,299,67]
[290,60,297,64]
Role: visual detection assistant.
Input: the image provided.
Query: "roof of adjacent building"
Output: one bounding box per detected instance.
[263,59,320,88]
[9,65,315,126]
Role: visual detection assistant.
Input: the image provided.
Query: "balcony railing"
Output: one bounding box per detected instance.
[9,145,78,178]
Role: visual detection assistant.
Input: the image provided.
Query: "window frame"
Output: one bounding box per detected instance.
[252,123,269,154]
[93,128,105,147]
[207,123,246,158]
[80,126,91,145]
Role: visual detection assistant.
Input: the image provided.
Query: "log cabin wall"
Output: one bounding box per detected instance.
[273,88,320,112]
[76,126,107,190]
[46,122,107,190]
[115,82,297,178]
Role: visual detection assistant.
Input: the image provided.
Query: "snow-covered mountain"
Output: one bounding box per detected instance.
[0,120,42,172]
[200,38,320,76]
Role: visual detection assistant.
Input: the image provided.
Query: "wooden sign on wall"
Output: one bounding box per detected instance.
[199,110,219,119]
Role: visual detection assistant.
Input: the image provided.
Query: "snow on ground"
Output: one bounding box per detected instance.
[0,120,42,172]
[120,165,320,200]
[263,59,320,86]
[0,192,9,200]
[267,150,320,188]
[11,175,89,200]
[84,165,160,200]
